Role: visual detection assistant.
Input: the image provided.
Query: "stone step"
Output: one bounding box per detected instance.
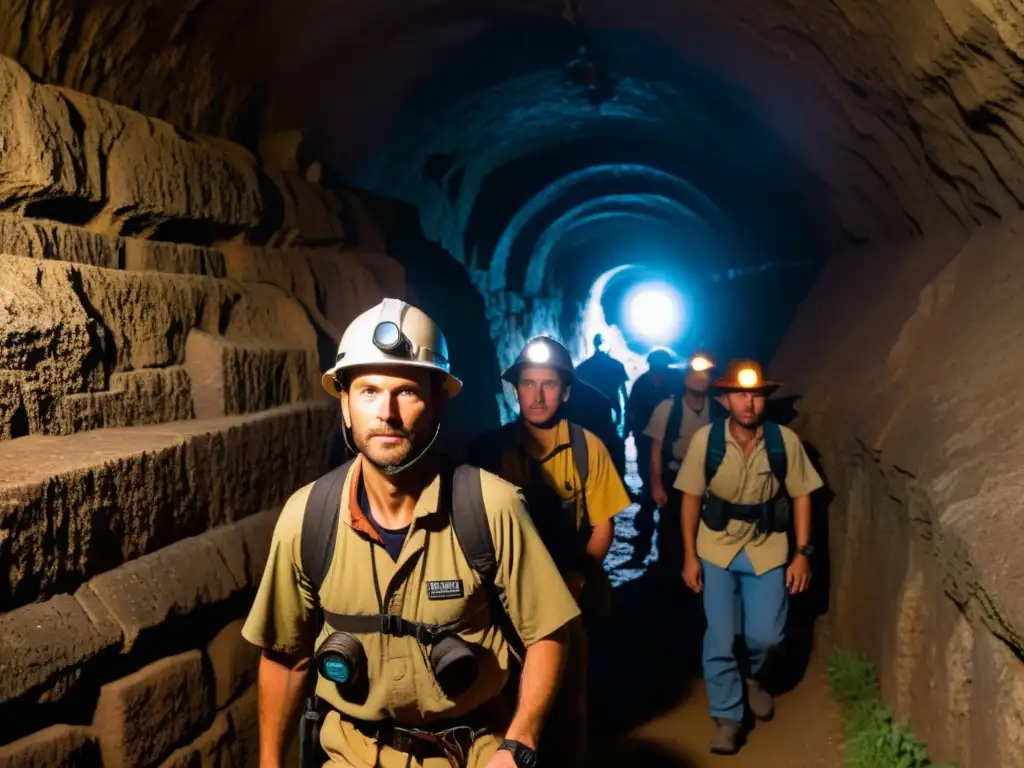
[57,367,195,433]
[0,401,336,612]
[0,506,280,714]
[0,54,262,236]
[0,254,322,438]
[0,210,228,276]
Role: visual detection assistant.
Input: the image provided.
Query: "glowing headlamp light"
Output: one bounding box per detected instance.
[690,355,712,372]
[525,342,551,364]
[737,368,759,388]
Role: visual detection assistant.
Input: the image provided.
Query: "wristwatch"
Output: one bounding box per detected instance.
[497,739,537,767]
[797,544,815,558]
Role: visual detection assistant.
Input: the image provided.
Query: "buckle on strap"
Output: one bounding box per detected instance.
[415,622,438,644]
[391,725,473,767]
[380,614,441,644]
[380,614,402,636]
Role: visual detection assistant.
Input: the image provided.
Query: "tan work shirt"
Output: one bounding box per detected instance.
[494,419,631,531]
[675,420,823,575]
[242,456,580,768]
[643,395,710,466]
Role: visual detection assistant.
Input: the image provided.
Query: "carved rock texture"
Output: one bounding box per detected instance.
[3,0,1024,252]
[773,214,1024,767]
[5,0,1024,764]
[0,50,403,762]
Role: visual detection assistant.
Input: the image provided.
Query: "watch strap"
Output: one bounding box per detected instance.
[498,739,537,767]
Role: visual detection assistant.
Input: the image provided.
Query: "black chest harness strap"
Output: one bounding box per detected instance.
[303,461,508,649]
[701,420,791,535]
[321,538,471,645]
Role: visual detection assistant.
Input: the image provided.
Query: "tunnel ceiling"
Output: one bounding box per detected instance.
[4,0,1024,266]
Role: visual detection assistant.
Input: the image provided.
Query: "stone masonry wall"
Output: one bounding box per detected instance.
[771,217,1024,768]
[0,53,404,765]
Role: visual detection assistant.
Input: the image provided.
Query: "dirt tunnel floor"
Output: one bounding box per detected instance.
[587,661,843,767]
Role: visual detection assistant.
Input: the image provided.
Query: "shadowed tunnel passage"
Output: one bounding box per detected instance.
[2,1,1024,766]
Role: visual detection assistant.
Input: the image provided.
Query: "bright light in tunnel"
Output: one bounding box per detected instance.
[625,282,682,342]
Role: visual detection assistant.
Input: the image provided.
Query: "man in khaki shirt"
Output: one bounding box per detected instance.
[643,351,714,577]
[676,359,823,755]
[242,299,580,768]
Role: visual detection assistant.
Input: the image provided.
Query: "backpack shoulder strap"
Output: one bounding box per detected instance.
[664,393,685,456]
[762,421,788,485]
[301,458,357,595]
[704,420,727,486]
[568,422,589,487]
[451,465,526,660]
[568,422,591,529]
[451,465,497,582]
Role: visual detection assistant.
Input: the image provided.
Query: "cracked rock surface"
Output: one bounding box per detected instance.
[4,0,1024,252]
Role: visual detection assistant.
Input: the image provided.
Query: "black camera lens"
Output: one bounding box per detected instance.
[430,635,479,698]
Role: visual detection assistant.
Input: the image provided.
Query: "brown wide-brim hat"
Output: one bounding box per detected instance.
[712,359,782,395]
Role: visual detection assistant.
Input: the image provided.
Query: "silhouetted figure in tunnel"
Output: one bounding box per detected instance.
[625,348,685,551]
[575,334,629,431]
[565,377,626,479]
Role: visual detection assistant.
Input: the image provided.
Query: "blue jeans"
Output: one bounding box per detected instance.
[701,549,788,721]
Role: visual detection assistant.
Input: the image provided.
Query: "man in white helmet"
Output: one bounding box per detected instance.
[242,299,581,768]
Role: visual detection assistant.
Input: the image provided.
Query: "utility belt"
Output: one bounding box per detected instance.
[301,698,495,768]
[701,491,791,535]
[347,706,494,767]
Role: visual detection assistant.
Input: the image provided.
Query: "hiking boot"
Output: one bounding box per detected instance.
[710,718,742,755]
[747,678,774,721]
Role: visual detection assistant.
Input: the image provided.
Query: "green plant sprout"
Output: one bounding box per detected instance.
[827,650,956,768]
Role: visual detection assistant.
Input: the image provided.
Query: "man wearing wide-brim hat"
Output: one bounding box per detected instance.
[673,359,824,755]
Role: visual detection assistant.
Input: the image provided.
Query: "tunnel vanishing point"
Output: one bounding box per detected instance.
[1,0,1024,766]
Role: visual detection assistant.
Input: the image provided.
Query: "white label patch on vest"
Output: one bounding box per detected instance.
[426,580,465,600]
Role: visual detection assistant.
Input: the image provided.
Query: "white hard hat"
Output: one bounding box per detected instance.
[321,298,462,398]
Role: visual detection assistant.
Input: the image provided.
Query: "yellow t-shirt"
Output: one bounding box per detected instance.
[494,419,632,530]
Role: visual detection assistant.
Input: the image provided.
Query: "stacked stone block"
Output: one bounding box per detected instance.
[0,52,404,765]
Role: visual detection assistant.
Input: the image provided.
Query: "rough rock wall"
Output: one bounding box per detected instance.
[0,53,403,765]
[771,217,1024,768]
[469,268,575,424]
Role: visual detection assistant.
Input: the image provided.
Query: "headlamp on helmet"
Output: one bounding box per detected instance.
[321,298,462,400]
[737,367,759,388]
[371,301,414,358]
[690,354,713,372]
[525,341,552,364]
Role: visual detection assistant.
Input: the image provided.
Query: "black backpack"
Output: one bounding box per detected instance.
[299,460,528,659]
[471,421,591,571]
